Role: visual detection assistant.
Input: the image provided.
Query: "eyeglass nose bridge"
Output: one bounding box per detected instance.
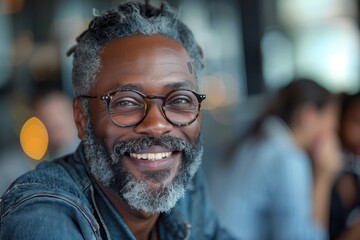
[144,95,166,102]
[142,95,168,118]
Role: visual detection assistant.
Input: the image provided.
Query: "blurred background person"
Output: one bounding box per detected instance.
[330,91,360,240]
[0,84,79,195]
[32,85,79,159]
[212,79,341,240]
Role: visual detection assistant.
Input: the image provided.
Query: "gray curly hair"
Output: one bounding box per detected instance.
[67,1,204,97]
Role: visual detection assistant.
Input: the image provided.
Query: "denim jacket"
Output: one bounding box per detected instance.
[0,144,233,240]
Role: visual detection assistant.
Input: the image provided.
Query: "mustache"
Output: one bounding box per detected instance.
[112,135,194,157]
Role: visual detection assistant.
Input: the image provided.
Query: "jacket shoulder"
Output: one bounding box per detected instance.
[0,154,92,218]
[0,153,100,238]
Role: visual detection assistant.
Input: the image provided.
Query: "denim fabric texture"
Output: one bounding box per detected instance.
[0,144,234,240]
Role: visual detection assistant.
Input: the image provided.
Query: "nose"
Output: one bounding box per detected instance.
[133,102,173,137]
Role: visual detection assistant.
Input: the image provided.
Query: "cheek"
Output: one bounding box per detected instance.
[320,114,337,134]
[88,104,123,151]
[329,117,338,132]
[343,123,360,144]
[101,126,122,152]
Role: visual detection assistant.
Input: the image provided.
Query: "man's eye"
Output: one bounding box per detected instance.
[117,100,137,106]
[170,97,191,105]
[167,93,193,104]
[111,98,143,108]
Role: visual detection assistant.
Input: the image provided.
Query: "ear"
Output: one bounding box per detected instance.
[73,98,86,140]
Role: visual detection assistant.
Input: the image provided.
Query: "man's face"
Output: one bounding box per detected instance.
[76,34,203,212]
[342,101,360,155]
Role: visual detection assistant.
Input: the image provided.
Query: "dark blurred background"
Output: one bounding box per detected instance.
[0,0,359,195]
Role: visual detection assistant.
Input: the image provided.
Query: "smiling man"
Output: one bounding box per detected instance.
[0,2,233,240]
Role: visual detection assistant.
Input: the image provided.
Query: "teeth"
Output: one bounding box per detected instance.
[130,152,172,161]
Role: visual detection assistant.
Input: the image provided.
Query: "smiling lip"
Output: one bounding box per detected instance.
[126,147,179,169]
[130,152,172,161]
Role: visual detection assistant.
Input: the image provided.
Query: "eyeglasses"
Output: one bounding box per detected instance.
[80,89,206,127]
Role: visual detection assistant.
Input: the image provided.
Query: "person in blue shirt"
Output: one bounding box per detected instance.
[213,79,341,240]
[0,2,233,239]
[330,91,360,240]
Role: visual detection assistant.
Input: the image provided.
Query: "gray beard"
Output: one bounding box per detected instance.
[82,122,203,213]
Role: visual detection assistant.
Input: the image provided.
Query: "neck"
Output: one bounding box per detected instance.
[98,181,159,240]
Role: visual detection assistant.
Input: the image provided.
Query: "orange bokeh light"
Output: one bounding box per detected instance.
[20,117,48,160]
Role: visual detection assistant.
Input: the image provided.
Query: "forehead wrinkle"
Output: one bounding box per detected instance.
[164,80,196,90]
[154,47,187,54]
[107,83,143,93]
[155,62,189,71]
[118,59,149,66]
[100,57,188,73]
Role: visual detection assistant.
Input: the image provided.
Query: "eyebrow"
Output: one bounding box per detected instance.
[108,83,142,93]
[163,80,196,91]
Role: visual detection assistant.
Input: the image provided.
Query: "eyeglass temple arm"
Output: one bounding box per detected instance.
[78,95,109,101]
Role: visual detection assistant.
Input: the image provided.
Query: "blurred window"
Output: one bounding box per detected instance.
[263,0,360,92]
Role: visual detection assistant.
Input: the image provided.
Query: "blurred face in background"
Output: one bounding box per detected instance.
[35,91,77,149]
[298,100,339,149]
[341,100,360,155]
[317,101,339,138]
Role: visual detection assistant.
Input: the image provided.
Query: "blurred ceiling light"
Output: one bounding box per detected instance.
[296,20,360,92]
[12,31,34,66]
[1,0,24,14]
[201,73,239,110]
[278,0,357,27]
[201,75,226,110]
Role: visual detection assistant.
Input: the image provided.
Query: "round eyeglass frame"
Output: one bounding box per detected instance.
[79,88,206,128]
